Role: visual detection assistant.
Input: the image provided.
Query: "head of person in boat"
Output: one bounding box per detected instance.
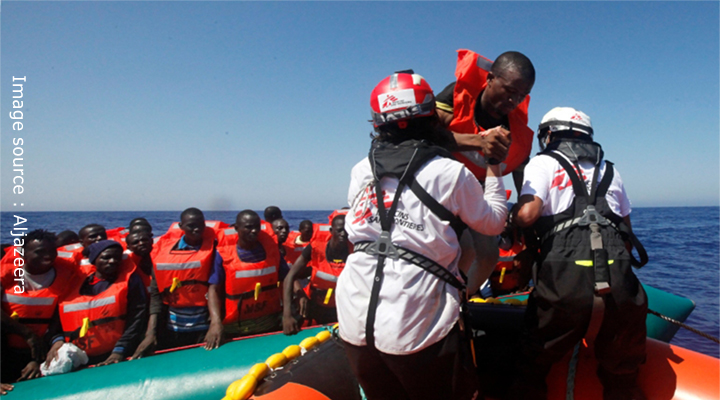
[55,230,80,248]
[128,217,152,235]
[88,240,124,281]
[178,207,207,248]
[329,214,348,246]
[235,210,262,250]
[24,229,59,276]
[263,206,283,223]
[272,218,290,245]
[78,224,107,256]
[298,220,314,243]
[126,230,153,257]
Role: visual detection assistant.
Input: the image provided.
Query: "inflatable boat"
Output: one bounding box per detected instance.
[5,285,716,400]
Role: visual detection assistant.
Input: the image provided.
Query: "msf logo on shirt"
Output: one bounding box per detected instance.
[352,186,392,226]
[551,166,588,192]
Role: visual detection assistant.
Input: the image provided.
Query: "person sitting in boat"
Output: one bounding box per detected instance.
[55,230,80,249]
[55,240,147,366]
[282,214,351,335]
[57,224,108,268]
[125,230,154,292]
[260,206,282,237]
[282,220,314,266]
[271,218,291,281]
[142,208,225,353]
[336,71,507,400]
[512,107,648,400]
[217,210,283,338]
[1,230,82,383]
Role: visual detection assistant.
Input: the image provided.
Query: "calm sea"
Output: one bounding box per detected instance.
[2,207,718,358]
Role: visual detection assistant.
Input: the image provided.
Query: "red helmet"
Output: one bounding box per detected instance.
[370,70,435,127]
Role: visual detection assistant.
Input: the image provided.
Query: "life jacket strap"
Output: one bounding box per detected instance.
[63,314,127,341]
[226,283,279,300]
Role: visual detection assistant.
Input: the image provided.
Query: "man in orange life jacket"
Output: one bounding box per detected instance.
[58,224,108,266]
[140,208,225,354]
[125,230,154,292]
[435,50,535,293]
[54,240,147,366]
[55,230,80,249]
[271,218,292,282]
[1,230,80,383]
[283,220,314,267]
[218,210,283,337]
[282,214,351,335]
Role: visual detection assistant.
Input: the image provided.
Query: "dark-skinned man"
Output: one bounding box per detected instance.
[57,224,108,268]
[436,50,535,293]
[283,220,314,267]
[217,210,282,338]
[271,218,292,282]
[282,214,351,335]
[1,230,81,382]
[141,208,225,353]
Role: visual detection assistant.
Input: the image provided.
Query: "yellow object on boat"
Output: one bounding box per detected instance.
[80,317,90,338]
[282,345,301,361]
[266,353,288,369]
[170,277,181,293]
[300,336,319,351]
[226,374,257,400]
[315,330,331,343]
[248,363,269,380]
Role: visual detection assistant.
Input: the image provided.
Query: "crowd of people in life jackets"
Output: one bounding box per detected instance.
[0,206,366,388]
[1,48,649,400]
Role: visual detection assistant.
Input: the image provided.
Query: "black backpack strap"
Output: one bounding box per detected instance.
[544,151,590,198]
[409,179,467,238]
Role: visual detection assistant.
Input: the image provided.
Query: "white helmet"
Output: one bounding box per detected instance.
[537,107,593,149]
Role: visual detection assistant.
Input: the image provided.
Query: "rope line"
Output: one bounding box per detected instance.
[647,308,720,344]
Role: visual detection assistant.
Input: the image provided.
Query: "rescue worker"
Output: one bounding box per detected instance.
[512,107,648,400]
[217,210,282,337]
[143,208,225,352]
[56,240,147,366]
[282,214,351,334]
[436,50,535,293]
[0,230,81,382]
[336,71,508,400]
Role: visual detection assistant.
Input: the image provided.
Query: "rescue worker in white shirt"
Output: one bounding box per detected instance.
[282,214,351,335]
[336,71,507,400]
[511,107,648,400]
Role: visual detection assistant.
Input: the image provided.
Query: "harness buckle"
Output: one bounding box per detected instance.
[578,205,609,227]
[363,231,400,260]
[594,281,611,295]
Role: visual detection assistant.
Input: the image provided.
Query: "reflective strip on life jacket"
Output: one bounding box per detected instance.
[2,293,56,306]
[315,270,338,283]
[62,295,116,313]
[234,266,276,279]
[155,261,202,271]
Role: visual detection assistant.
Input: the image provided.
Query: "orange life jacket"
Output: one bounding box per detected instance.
[449,49,534,181]
[125,250,153,293]
[217,230,281,324]
[304,236,352,308]
[106,227,128,250]
[57,242,85,264]
[59,259,135,357]
[1,257,81,349]
[163,220,230,241]
[151,228,216,308]
[282,231,310,265]
[490,240,524,295]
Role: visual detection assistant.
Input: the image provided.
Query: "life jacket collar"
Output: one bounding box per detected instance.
[544,138,604,165]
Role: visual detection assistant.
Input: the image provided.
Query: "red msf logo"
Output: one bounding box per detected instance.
[570,113,584,121]
[352,188,392,225]
[550,167,587,191]
[382,95,398,109]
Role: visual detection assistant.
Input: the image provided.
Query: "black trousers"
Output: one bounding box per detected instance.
[343,323,479,400]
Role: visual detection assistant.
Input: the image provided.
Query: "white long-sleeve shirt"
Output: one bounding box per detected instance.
[336,155,507,355]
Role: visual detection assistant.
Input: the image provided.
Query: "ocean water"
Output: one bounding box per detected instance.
[2,207,718,358]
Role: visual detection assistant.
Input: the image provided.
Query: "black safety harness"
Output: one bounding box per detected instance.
[353,139,468,348]
[539,138,648,344]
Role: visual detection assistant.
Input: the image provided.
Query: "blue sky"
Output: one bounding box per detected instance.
[2,1,718,212]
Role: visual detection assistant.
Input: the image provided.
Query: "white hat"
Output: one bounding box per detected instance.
[538,107,593,137]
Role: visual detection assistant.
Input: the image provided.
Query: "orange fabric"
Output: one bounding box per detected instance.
[151,228,216,308]
[126,251,153,292]
[1,257,81,349]
[59,259,134,357]
[282,231,310,265]
[303,236,352,308]
[449,49,534,180]
[217,230,281,324]
[106,227,128,250]
[490,241,524,294]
